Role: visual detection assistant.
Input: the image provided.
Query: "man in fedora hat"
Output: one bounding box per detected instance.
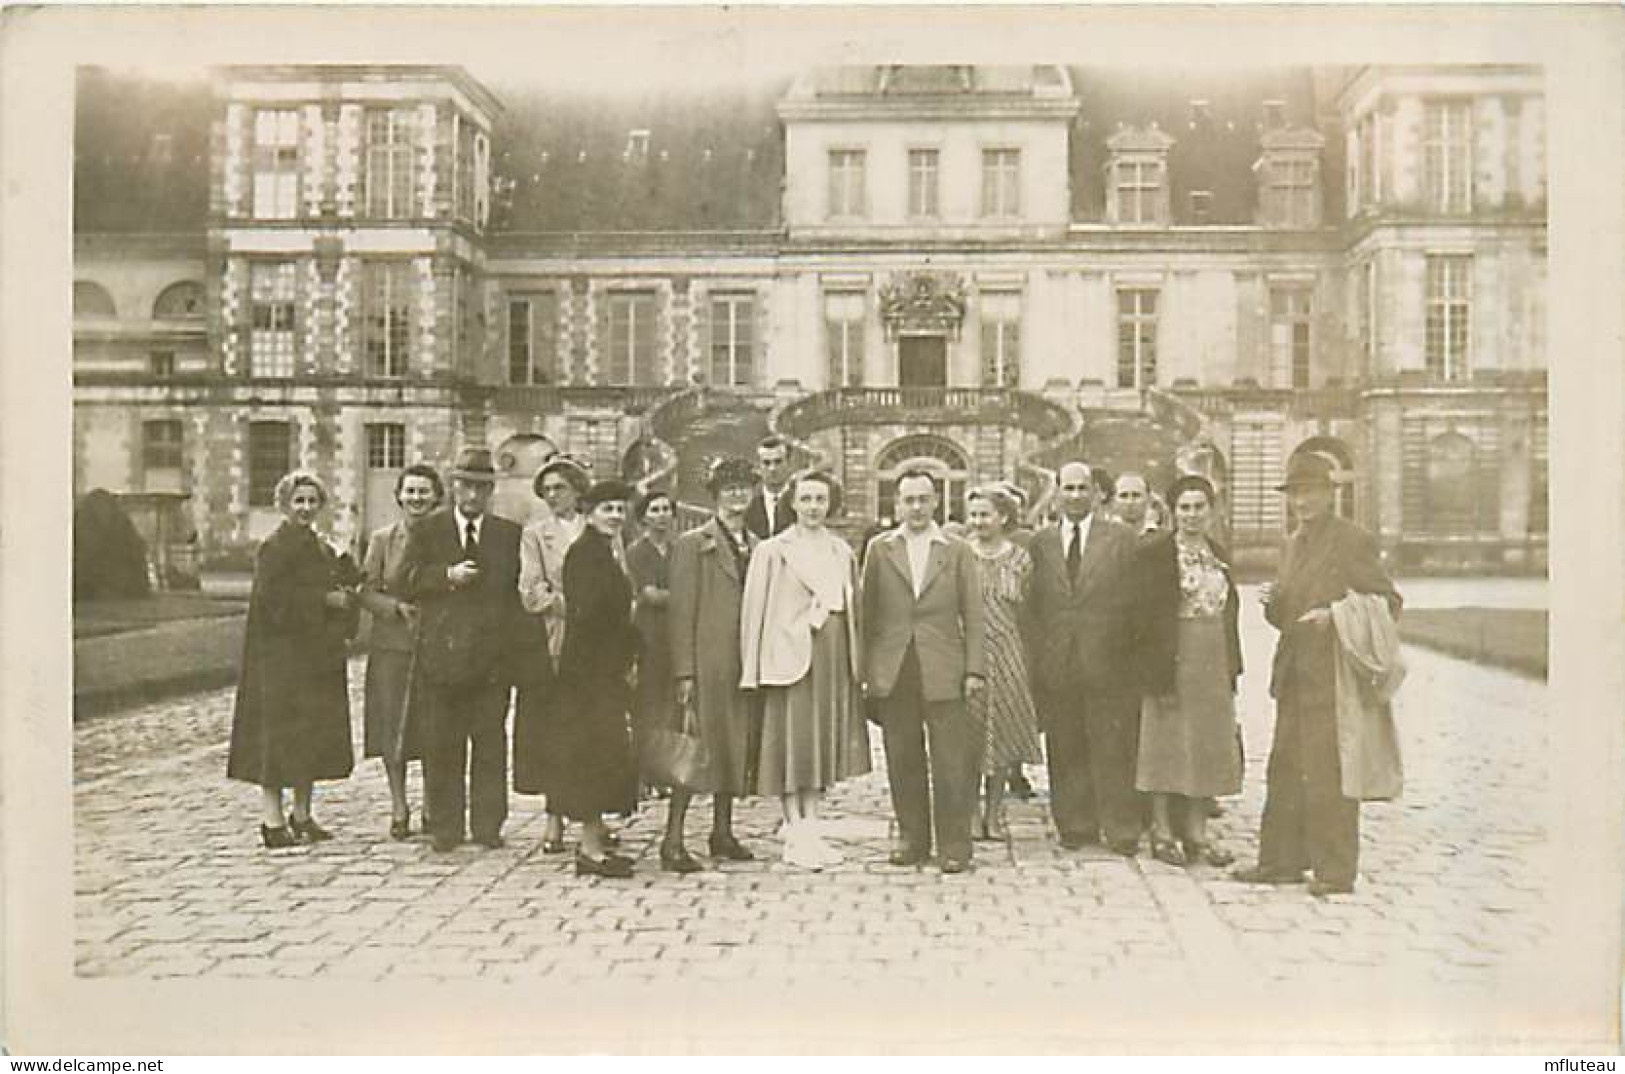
[404,447,525,853]
[1234,453,1400,896]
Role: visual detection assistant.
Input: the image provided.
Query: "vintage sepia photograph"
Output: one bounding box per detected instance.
[5,2,1622,1057]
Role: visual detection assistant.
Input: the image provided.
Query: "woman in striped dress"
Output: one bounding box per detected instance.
[964,484,1044,841]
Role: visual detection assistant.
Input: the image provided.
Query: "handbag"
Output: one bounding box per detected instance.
[640,695,712,791]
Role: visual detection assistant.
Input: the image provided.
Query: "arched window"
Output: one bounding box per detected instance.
[74,281,117,320]
[1287,437,1356,522]
[491,434,561,525]
[153,281,204,320]
[875,434,970,525]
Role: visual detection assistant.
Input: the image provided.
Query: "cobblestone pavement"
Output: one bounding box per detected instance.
[74,587,1549,992]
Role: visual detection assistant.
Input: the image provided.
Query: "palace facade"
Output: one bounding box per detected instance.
[73,63,1547,578]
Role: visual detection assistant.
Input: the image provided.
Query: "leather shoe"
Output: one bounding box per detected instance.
[473,833,505,850]
[1109,838,1141,858]
[260,824,298,849]
[540,837,567,854]
[660,847,703,874]
[431,835,461,853]
[575,851,634,879]
[389,815,411,842]
[888,848,930,867]
[1231,865,1306,885]
[1309,879,1354,898]
[288,814,333,843]
[940,858,969,875]
[708,833,755,861]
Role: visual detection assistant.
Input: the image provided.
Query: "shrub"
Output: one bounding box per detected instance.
[73,489,151,601]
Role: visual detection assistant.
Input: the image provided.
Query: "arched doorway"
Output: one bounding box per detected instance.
[875,434,970,525]
[492,433,558,525]
[1286,436,1356,527]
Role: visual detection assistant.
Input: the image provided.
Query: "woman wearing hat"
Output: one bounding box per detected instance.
[1130,474,1244,867]
[515,454,592,853]
[661,457,762,871]
[739,469,871,870]
[626,488,678,795]
[227,470,359,848]
[553,479,642,877]
[357,463,443,840]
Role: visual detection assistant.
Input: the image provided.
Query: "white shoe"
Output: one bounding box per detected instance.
[782,823,824,871]
[808,831,843,867]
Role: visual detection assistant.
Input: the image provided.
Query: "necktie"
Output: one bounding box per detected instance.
[1066,524,1081,579]
[463,519,478,561]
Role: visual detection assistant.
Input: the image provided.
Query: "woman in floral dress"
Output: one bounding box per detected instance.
[963,484,1044,841]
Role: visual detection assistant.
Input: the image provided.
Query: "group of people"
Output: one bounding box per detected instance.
[227,434,1403,896]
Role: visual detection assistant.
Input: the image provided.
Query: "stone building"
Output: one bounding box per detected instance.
[73,62,1546,574]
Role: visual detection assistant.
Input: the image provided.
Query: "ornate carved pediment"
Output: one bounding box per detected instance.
[879,271,968,340]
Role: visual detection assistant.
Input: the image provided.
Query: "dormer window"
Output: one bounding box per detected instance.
[1254,126,1325,230]
[1105,125,1175,226]
[1189,190,1213,223]
[625,128,651,164]
[1262,99,1287,129]
[828,148,866,218]
[1423,99,1473,213]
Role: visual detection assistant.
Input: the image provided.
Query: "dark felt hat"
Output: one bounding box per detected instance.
[1275,454,1338,491]
[448,447,498,483]
[580,479,638,510]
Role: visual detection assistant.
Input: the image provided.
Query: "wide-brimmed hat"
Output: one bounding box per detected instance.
[1275,454,1338,492]
[448,447,498,483]
[532,454,592,498]
[580,479,638,511]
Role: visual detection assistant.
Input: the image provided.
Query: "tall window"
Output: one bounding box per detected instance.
[1115,160,1161,224]
[364,109,416,219]
[142,419,184,493]
[907,149,939,217]
[979,292,1021,387]
[252,109,301,220]
[452,113,478,222]
[1358,112,1379,209]
[1425,255,1472,380]
[828,149,866,218]
[366,424,406,470]
[1116,289,1158,388]
[981,149,1020,217]
[1361,259,1379,366]
[824,292,865,388]
[1423,100,1473,214]
[247,421,291,508]
[508,292,558,385]
[606,292,657,385]
[362,262,412,378]
[1269,287,1313,389]
[709,294,755,388]
[1265,159,1317,228]
[249,262,297,378]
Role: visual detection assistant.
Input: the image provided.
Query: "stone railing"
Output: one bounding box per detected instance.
[624,385,708,496]
[1166,382,1360,422]
[775,386,1075,441]
[489,383,688,415]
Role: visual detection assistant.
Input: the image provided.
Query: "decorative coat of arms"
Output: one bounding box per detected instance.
[878,271,968,340]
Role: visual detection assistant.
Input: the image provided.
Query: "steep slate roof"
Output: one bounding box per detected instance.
[75,67,214,234]
[73,65,1341,237]
[487,81,789,233]
[1068,66,1337,225]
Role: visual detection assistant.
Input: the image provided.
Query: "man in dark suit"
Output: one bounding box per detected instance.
[405,447,524,853]
[1235,454,1400,896]
[743,435,794,540]
[862,469,986,874]
[1025,460,1143,855]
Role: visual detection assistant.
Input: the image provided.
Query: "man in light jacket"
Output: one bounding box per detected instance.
[862,469,987,874]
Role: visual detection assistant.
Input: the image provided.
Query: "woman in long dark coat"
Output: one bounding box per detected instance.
[227,470,359,848]
[660,457,760,872]
[357,463,442,840]
[553,479,641,878]
[625,488,677,790]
